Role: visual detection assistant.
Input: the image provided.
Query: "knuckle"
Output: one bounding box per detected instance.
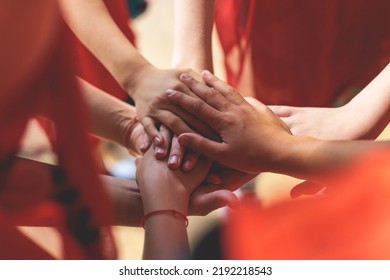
[227,87,239,96]
[165,116,182,130]
[172,82,184,91]
[217,114,235,129]
[193,135,203,148]
[192,99,206,112]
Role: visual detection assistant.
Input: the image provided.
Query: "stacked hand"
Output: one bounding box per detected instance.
[165,70,292,174]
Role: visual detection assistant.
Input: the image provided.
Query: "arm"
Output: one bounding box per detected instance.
[166,71,390,186]
[59,0,213,143]
[269,63,390,140]
[172,0,214,72]
[79,78,151,156]
[136,148,212,259]
[58,0,149,89]
[9,157,237,227]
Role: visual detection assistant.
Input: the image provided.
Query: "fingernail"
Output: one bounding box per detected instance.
[168,155,179,166]
[165,89,175,96]
[140,143,148,152]
[155,147,165,157]
[154,136,162,145]
[183,160,192,170]
[181,73,191,80]
[203,70,212,77]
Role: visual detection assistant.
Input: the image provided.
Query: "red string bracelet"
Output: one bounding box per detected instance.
[141,210,188,228]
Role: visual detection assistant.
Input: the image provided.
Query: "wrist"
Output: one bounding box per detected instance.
[120,60,155,99]
[122,116,139,150]
[268,134,323,176]
[171,57,213,74]
[141,209,188,228]
[141,183,189,215]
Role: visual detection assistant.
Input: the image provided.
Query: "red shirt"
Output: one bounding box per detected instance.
[215,0,390,106]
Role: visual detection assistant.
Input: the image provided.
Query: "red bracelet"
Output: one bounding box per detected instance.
[141,209,188,228]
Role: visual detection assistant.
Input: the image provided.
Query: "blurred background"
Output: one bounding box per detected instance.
[18,0,390,259]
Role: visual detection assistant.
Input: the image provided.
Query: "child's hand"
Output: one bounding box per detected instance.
[135,146,212,214]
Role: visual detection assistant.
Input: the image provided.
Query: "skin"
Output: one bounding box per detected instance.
[165,71,390,186]
[136,148,212,259]
[79,78,239,224]
[171,0,214,72]
[80,78,151,156]
[269,63,390,141]
[58,0,215,169]
[9,157,239,228]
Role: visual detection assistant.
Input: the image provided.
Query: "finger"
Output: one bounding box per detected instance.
[171,76,198,98]
[168,135,184,169]
[204,173,222,185]
[131,133,152,156]
[202,70,245,105]
[141,117,164,146]
[154,109,195,136]
[159,102,219,140]
[138,135,152,154]
[189,186,240,216]
[166,90,223,131]
[154,124,171,159]
[268,105,294,118]
[179,73,231,110]
[178,133,223,162]
[125,123,152,156]
[245,97,266,109]
[212,168,256,191]
[181,149,200,172]
[290,180,325,198]
[134,157,142,167]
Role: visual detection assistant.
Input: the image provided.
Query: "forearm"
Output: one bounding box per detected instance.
[270,135,390,185]
[138,152,191,260]
[142,214,190,259]
[79,78,136,148]
[141,185,190,259]
[100,175,143,227]
[172,0,214,72]
[7,157,144,227]
[344,63,390,139]
[58,0,151,93]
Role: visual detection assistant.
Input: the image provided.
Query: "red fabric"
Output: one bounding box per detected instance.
[215,0,390,106]
[223,149,390,259]
[67,0,136,100]
[0,4,117,259]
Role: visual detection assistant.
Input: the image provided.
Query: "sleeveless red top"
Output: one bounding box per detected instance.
[0,2,116,259]
[215,0,390,106]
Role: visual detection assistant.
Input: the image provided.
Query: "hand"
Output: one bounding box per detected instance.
[289,180,327,199]
[166,71,292,174]
[128,65,216,146]
[188,165,254,215]
[124,118,152,156]
[205,163,257,191]
[270,63,390,141]
[135,146,212,213]
[151,125,200,171]
[268,105,363,140]
[188,183,240,216]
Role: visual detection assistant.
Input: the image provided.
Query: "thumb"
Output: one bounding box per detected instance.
[290,180,325,198]
[189,186,240,216]
[134,157,142,167]
[178,133,222,161]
